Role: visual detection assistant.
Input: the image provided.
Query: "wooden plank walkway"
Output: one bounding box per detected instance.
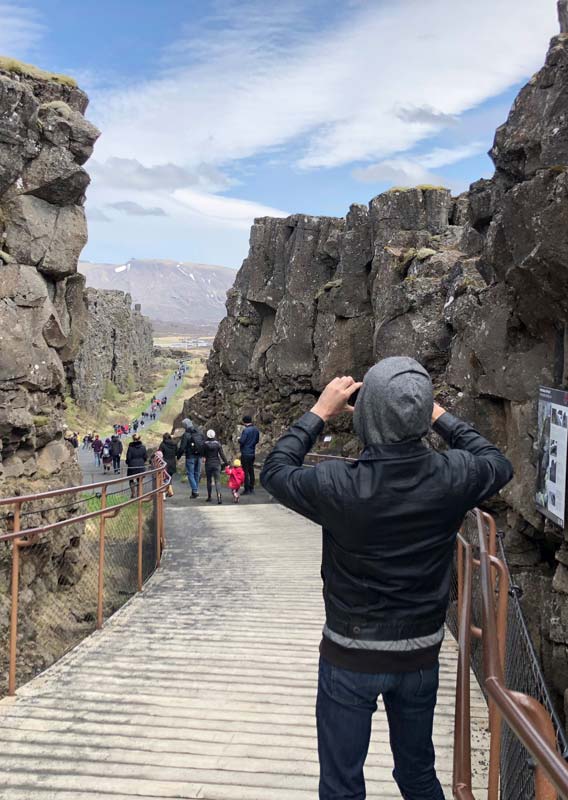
[0,493,489,798]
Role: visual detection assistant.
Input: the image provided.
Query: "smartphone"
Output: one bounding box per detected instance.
[347,387,361,408]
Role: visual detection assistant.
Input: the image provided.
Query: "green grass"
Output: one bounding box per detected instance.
[0,56,77,86]
[138,367,202,449]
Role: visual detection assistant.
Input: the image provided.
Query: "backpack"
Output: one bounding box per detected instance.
[185,429,205,457]
[102,444,110,458]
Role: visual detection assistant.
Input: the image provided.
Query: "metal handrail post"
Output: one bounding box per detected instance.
[487,554,509,800]
[454,536,473,797]
[457,537,463,635]
[137,475,143,591]
[8,502,22,696]
[96,486,107,630]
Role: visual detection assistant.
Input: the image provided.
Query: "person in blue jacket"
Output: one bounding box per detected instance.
[239,415,260,494]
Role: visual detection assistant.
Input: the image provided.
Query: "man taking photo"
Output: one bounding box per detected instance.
[261,356,513,800]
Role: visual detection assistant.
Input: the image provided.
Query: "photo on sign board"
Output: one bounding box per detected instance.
[535,398,552,510]
[536,386,568,528]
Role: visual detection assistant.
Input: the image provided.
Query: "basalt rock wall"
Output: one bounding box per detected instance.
[0,61,99,497]
[0,62,100,692]
[187,12,568,717]
[71,289,154,415]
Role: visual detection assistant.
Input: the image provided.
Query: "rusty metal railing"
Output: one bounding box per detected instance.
[453,510,568,800]
[0,460,169,696]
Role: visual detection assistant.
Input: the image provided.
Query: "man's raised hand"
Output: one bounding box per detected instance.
[311,376,363,423]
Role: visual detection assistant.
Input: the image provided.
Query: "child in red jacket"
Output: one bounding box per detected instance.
[225,458,245,503]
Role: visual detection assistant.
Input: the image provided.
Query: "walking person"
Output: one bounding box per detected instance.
[92,434,103,467]
[126,434,148,498]
[203,430,228,504]
[159,432,178,478]
[225,459,245,503]
[260,357,513,800]
[110,434,123,475]
[101,437,113,474]
[239,414,260,494]
[176,418,205,498]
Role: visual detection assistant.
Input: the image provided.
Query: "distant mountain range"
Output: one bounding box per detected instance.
[79,259,235,333]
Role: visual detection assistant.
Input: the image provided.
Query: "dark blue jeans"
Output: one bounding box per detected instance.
[185,456,201,493]
[316,657,445,800]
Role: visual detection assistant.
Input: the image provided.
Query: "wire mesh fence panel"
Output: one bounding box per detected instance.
[102,482,139,620]
[497,535,568,800]
[14,519,100,694]
[0,538,13,697]
[142,472,159,582]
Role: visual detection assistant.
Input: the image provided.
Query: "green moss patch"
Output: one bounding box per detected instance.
[316,278,343,299]
[415,247,437,261]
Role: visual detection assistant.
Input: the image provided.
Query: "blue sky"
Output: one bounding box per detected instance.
[0,0,560,269]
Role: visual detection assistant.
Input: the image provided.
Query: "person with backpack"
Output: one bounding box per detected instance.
[101,437,113,474]
[176,417,205,498]
[126,434,148,498]
[203,430,228,504]
[110,435,123,474]
[239,415,260,494]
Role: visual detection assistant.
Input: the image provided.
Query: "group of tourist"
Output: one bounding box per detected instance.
[166,413,259,504]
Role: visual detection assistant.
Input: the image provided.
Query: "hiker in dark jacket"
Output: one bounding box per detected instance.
[203,430,228,504]
[110,435,123,474]
[126,435,148,498]
[159,433,177,477]
[176,417,205,498]
[261,357,513,800]
[239,415,260,494]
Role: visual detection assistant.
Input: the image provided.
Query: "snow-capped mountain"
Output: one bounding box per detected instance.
[79,258,235,330]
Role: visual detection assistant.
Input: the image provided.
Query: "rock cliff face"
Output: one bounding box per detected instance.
[0,61,99,496]
[187,11,568,715]
[70,289,154,414]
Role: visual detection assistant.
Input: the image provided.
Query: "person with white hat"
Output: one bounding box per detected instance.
[203,429,228,504]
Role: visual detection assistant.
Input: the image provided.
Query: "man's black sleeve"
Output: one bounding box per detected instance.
[433,412,513,504]
[176,434,186,459]
[260,412,325,526]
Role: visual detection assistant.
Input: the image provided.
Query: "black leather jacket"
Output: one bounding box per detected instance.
[261,411,513,643]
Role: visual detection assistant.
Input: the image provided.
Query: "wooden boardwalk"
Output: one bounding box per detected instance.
[0,493,489,798]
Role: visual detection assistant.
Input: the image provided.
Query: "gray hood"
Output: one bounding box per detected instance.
[181,417,194,431]
[353,356,433,446]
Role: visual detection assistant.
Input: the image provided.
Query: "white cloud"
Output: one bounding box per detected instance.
[353,158,445,188]
[0,3,44,58]
[420,143,487,169]
[83,0,557,262]
[90,0,557,172]
[172,189,289,229]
